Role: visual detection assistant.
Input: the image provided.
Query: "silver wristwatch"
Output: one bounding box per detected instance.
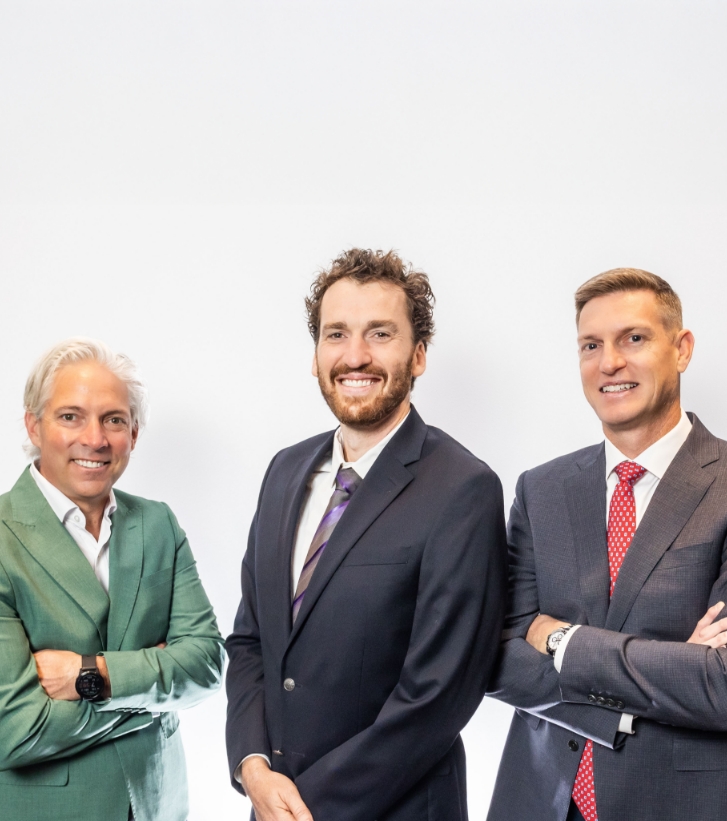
[546,624,574,657]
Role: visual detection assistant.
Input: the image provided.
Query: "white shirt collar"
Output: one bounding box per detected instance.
[29,462,117,526]
[604,410,693,480]
[326,411,410,487]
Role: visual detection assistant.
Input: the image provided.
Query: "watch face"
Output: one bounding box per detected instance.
[75,671,104,701]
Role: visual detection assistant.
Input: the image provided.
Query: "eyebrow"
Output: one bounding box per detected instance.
[55,406,129,416]
[578,325,652,343]
[321,320,399,332]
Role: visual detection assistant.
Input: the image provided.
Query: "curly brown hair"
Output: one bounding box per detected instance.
[305,248,436,348]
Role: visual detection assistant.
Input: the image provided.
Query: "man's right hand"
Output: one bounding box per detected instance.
[687,601,727,647]
[241,756,313,821]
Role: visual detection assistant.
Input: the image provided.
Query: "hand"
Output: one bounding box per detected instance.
[526,614,570,655]
[33,650,111,700]
[687,601,727,648]
[241,756,313,821]
[33,650,82,700]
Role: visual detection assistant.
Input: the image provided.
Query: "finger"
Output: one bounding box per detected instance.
[697,601,725,629]
[281,788,313,821]
[155,642,167,649]
[697,615,727,641]
[704,631,727,649]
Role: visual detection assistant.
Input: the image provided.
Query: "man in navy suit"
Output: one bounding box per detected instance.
[225,248,507,821]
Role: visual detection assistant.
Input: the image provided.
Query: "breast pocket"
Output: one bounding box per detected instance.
[340,544,412,567]
[656,542,715,570]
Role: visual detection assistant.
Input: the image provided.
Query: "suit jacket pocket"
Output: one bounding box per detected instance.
[657,542,713,570]
[0,760,69,786]
[138,567,174,590]
[673,735,727,770]
[341,545,411,567]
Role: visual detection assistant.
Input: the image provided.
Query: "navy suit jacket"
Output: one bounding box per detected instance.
[226,407,507,821]
[488,414,727,821]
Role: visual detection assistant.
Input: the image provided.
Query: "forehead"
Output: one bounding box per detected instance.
[48,362,130,408]
[320,278,410,324]
[578,289,663,335]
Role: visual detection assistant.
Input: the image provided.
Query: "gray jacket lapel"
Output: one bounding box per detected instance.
[286,408,427,647]
[565,444,610,628]
[107,495,143,650]
[606,414,719,632]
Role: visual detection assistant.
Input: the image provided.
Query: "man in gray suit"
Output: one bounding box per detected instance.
[488,268,727,821]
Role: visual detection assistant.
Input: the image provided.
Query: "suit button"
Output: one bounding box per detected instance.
[283,678,295,692]
[588,694,597,703]
[616,701,625,710]
[606,698,615,707]
[596,696,605,705]
[568,740,579,751]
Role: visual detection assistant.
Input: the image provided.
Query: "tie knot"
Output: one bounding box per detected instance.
[335,467,361,495]
[614,460,647,484]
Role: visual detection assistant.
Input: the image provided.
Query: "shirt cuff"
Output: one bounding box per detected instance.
[553,624,581,672]
[618,712,636,734]
[235,753,272,784]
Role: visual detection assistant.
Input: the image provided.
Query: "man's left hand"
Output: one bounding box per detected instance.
[526,614,570,655]
[33,650,110,700]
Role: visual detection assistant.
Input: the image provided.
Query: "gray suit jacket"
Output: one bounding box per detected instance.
[487,414,727,821]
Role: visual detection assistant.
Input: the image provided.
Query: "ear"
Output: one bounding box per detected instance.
[411,341,427,379]
[25,411,42,448]
[675,328,695,373]
[311,350,319,378]
[130,424,139,451]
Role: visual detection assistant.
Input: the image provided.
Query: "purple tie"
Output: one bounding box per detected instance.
[291,467,361,624]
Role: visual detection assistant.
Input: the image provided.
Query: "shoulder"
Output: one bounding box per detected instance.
[520,443,602,485]
[269,430,334,468]
[419,425,499,485]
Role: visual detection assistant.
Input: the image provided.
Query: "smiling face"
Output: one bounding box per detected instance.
[312,278,427,429]
[577,289,694,444]
[25,361,137,515]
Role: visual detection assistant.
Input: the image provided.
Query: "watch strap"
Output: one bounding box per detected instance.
[81,655,97,670]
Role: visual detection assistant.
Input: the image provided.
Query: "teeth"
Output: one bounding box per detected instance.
[601,383,637,393]
[73,459,105,469]
[341,379,374,387]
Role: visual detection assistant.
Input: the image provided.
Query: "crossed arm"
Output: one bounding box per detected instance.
[0,508,224,771]
[488,471,727,743]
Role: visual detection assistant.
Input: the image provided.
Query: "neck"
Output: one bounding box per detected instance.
[339,400,410,462]
[603,403,682,459]
[77,501,105,540]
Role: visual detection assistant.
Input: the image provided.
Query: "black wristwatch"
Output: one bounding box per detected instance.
[75,655,105,701]
[546,624,574,657]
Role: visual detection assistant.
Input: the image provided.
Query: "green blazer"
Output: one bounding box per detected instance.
[0,468,225,821]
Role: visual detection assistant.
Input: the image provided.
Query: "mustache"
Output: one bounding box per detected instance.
[328,364,388,380]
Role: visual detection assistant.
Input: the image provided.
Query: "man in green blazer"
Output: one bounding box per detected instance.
[0,338,224,821]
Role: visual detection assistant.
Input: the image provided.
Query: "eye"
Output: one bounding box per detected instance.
[630,334,642,342]
[327,332,344,340]
[582,342,598,352]
[105,416,128,427]
[60,413,76,422]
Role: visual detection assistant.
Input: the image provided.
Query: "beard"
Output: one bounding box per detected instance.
[317,357,413,428]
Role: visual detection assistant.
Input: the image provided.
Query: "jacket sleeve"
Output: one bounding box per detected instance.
[0,557,153,771]
[97,505,224,712]
[294,469,508,821]
[224,458,278,792]
[559,544,727,730]
[486,472,624,749]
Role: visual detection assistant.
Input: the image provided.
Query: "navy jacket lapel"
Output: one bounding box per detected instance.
[272,433,335,641]
[286,408,427,646]
[564,445,610,628]
[107,494,143,650]
[606,415,718,632]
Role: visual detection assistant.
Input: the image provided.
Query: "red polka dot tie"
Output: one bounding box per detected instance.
[571,460,646,821]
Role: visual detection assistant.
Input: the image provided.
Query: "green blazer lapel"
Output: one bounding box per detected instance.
[107,494,143,651]
[5,469,109,639]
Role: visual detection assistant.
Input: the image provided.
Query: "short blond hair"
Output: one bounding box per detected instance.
[23,337,148,460]
[575,268,682,331]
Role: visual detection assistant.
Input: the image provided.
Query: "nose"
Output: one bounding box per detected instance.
[342,334,373,369]
[599,341,626,375]
[79,418,109,451]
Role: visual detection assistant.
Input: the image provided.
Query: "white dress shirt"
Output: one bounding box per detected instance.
[554,410,693,734]
[238,413,409,779]
[29,462,116,593]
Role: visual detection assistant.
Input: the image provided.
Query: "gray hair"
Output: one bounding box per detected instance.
[24,337,149,460]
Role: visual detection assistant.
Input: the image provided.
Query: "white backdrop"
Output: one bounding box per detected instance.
[2,2,727,818]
